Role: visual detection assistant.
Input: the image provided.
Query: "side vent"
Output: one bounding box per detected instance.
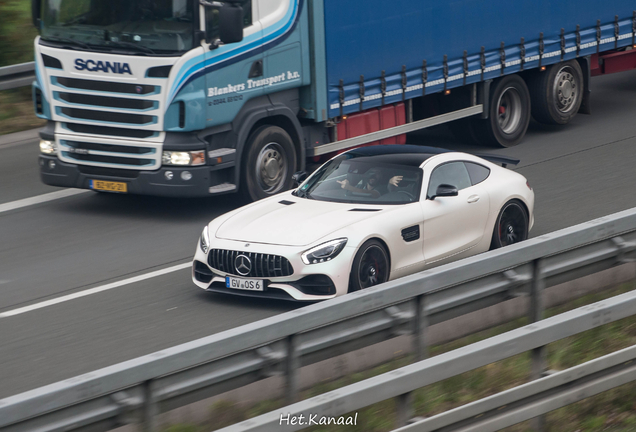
[279,200,295,205]
[178,101,186,128]
[349,208,382,212]
[41,54,62,69]
[147,65,172,78]
[401,225,420,242]
[34,88,43,114]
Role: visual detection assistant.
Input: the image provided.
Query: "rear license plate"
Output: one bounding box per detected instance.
[226,276,265,291]
[90,180,128,193]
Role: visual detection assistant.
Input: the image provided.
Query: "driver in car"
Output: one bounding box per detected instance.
[337,169,403,198]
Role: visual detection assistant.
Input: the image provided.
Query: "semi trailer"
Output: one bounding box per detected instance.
[30,0,636,200]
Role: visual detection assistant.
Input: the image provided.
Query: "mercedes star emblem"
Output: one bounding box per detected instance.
[235,254,252,276]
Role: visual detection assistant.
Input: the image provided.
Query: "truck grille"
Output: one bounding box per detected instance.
[58,93,155,110]
[59,107,156,125]
[55,77,156,94]
[63,123,158,139]
[58,138,160,169]
[208,249,294,278]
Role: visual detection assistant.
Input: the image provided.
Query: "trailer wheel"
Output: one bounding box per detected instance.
[529,60,583,125]
[473,75,531,148]
[241,125,297,202]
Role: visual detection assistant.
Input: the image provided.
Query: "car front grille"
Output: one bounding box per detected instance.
[208,249,294,278]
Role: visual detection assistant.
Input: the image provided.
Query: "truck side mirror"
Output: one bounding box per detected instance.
[31,0,41,28]
[219,3,244,44]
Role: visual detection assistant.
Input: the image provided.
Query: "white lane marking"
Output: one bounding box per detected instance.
[0,189,89,214]
[0,263,191,318]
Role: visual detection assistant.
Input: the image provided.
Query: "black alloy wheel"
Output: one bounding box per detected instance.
[349,239,390,292]
[241,125,297,202]
[490,200,529,249]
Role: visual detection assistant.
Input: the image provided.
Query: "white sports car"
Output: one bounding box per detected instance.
[192,145,534,301]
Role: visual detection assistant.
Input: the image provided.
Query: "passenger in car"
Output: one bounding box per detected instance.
[337,169,403,198]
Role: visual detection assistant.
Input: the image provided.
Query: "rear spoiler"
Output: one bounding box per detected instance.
[472,153,520,168]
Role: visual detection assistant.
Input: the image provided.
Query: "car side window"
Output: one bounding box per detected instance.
[427,162,472,197]
[465,162,491,186]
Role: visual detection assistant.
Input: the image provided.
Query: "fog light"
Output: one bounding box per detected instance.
[40,140,57,155]
[181,171,192,181]
[165,171,174,180]
[48,160,56,170]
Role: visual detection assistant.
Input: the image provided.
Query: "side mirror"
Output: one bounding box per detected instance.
[31,0,41,28]
[292,171,308,186]
[219,2,244,44]
[430,184,458,200]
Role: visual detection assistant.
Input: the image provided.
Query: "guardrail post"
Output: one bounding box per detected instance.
[529,258,547,432]
[140,379,158,432]
[285,334,300,405]
[396,391,414,427]
[413,294,429,361]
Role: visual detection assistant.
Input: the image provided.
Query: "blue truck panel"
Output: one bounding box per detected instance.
[323,0,636,117]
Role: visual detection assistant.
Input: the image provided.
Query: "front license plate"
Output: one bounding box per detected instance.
[90,180,128,193]
[226,276,265,291]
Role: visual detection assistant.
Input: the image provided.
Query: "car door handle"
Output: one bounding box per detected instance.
[467,195,480,203]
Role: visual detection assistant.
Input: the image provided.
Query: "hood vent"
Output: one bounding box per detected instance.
[349,208,381,212]
[279,200,296,205]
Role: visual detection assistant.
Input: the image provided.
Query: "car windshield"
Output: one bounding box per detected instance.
[297,154,423,205]
[40,0,196,54]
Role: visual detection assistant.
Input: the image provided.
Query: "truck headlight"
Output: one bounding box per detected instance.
[200,226,210,254]
[39,140,57,155]
[162,150,205,166]
[302,238,348,265]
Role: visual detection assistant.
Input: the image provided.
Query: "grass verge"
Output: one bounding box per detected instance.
[0,0,42,135]
[162,282,636,432]
[0,88,45,136]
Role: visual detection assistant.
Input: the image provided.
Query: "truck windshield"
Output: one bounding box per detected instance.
[40,0,196,55]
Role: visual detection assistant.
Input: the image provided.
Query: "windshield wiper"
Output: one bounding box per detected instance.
[105,40,156,55]
[44,37,91,50]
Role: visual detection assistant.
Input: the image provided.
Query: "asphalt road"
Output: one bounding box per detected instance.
[2,71,636,399]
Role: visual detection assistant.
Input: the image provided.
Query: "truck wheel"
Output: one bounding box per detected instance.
[241,125,297,202]
[473,75,531,147]
[529,60,583,125]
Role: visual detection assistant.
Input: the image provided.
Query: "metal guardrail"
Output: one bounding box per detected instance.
[231,290,636,432]
[2,207,636,431]
[0,62,35,91]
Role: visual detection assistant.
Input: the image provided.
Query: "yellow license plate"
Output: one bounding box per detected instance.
[89,180,128,193]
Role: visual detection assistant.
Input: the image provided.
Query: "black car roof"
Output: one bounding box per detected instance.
[345,145,452,167]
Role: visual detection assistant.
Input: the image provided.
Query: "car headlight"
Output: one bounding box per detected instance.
[162,150,205,166]
[39,140,57,155]
[200,226,210,254]
[302,238,348,265]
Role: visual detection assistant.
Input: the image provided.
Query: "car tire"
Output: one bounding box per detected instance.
[472,75,531,148]
[528,60,584,125]
[349,239,390,292]
[240,125,297,202]
[490,200,529,249]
